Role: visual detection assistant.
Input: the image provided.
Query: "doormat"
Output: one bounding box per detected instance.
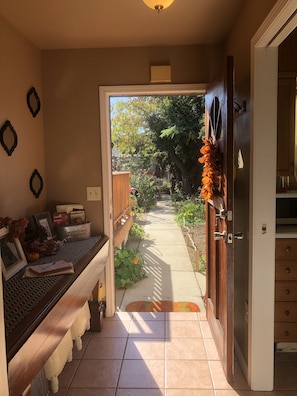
[126,300,200,312]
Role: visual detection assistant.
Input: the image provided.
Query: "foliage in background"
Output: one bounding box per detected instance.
[170,181,188,202]
[129,222,145,238]
[148,95,205,195]
[114,247,147,289]
[110,95,205,197]
[111,97,157,175]
[130,174,157,211]
[174,197,206,227]
[110,97,157,156]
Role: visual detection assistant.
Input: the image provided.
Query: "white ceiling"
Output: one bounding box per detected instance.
[0,0,245,50]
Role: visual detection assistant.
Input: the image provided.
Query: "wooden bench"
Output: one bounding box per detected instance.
[4,235,109,396]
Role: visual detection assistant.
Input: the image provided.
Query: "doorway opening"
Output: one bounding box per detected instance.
[99,84,206,318]
[109,94,207,311]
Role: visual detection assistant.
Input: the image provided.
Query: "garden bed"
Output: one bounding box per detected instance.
[181,223,206,272]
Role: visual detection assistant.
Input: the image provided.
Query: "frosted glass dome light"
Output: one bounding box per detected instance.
[143,0,175,13]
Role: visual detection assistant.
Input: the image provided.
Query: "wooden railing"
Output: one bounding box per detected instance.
[112,171,133,247]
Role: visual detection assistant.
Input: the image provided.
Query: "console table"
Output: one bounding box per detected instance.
[4,235,109,396]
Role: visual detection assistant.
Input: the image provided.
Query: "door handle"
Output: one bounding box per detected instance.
[216,209,226,220]
[214,231,227,241]
[214,231,244,243]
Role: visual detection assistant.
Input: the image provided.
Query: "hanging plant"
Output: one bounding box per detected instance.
[198,138,223,201]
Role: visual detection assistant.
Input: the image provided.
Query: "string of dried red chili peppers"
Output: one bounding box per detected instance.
[198,138,222,201]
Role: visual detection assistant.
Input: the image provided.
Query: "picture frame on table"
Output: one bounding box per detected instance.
[33,211,54,240]
[0,227,27,280]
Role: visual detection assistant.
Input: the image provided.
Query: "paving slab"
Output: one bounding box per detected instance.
[116,195,206,312]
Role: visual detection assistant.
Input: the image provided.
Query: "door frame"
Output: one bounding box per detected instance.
[99,83,206,317]
[249,0,297,390]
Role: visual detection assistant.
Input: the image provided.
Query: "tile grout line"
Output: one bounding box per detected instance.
[115,330,130,393]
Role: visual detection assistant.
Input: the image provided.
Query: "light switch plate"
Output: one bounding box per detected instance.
[87,186,101,201]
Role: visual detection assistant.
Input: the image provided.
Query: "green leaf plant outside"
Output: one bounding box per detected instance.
[114,247,147,289]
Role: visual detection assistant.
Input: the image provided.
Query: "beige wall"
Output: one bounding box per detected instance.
[0,16,47,219]
[0,15,47,395]
[42,44,223,234]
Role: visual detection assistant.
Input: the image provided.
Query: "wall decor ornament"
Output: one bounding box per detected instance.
[30,169,43,198]
[0,120,18,156]
[198,138,223,201]
[27,87,41,117]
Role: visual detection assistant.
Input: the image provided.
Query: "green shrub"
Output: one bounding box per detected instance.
[131,174,157,211]
[129,222,145,238]
[114,247,147,289]
[130,195,144,219]
[174,197,205,227]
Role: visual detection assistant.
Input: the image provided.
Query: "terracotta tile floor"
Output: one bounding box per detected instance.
[50,311,297,396]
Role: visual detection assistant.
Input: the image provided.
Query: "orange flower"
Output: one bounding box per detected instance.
[133,257,139,265]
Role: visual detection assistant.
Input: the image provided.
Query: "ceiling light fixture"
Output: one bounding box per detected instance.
[143,0,174,13]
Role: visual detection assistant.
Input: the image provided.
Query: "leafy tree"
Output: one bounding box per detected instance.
[110,95,205,196]
[148,95,205,195]
[111,97,156,154]
[111,96,158,174]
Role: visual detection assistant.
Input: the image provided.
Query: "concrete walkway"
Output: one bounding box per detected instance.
[116,195,206,312]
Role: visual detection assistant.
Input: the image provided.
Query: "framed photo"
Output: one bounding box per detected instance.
[0,228,27,280]
[34,212,54,240]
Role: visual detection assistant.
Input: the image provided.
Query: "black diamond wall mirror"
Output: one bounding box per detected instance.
[30,169,43,198]
[27,87,41,117]
[0,120,18,156]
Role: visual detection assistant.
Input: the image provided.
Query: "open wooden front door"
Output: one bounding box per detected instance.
[205,56,235,382]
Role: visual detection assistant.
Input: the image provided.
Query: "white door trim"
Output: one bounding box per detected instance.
[249,0,296,390]
[99,83,206,317]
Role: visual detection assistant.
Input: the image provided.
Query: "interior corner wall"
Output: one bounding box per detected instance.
[223,0,278,375]
[0,15,47,394]
[0,15,47,219]
[41,44,222,234]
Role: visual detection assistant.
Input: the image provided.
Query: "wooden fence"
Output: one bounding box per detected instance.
[112,171,133,247]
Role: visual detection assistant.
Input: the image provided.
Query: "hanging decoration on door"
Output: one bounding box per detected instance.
[198,138,222,201]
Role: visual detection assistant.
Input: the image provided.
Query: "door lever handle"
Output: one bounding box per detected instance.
[214,231,226,241]
[215,209,226,220]
[234,232,244,240]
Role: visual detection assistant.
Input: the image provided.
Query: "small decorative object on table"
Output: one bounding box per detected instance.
[33,211,54,240]
[0,217,29,280]
[54,204,91,242]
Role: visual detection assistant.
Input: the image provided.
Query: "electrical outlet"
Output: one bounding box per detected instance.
[87,187,101,201]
